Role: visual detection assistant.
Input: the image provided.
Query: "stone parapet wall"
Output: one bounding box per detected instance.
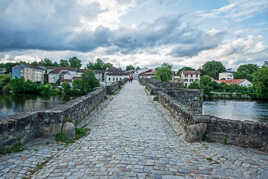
[141,78,268,152]
[0,80,127,149]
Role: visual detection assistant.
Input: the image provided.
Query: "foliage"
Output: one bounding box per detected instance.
[188,81,200,89]
[71,71,99,95]
[87,58,113,71]
[40,58,54,67]
[59,59,69,67]
[0,142,24,155]
[126,65,135,71]
[202,61,225,79]
[55,127,90,144]
[253,67,268,99]
[0,75,11,91]
[69,57,82,68]
[177,67,195,75]
[188,75,254,96]
[62,82,71,95]
[155,64,173,82]
[9,78,25,93]
[234,64,259,82]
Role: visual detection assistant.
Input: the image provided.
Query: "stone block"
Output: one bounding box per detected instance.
[62,122,75,139]
[184,123,207,143]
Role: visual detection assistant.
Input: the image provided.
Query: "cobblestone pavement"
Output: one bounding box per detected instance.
[2,81,268,179]
[0,138,65,179]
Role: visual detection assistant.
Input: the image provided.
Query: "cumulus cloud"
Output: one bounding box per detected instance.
[0,0,267,69]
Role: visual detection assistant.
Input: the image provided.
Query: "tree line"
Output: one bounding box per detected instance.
[155,61,268,99]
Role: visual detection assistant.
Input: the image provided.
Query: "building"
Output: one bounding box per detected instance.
[219,71,234,80]
[23,65,46,83]
[105,67,129,85]
[180,71,200,87]
[139,69,156,79]
[47,67,86,85]
[12,64,46,83]
[12,64,27,79]
[0,68,7,74]
[215,79,253,87]
[263,61,268,67]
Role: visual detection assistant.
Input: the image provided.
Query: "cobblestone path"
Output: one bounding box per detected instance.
[2,81,268,179]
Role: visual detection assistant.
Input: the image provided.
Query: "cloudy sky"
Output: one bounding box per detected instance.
[0,0,268,69]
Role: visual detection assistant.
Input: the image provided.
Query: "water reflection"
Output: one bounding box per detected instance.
[0,94,72,118]
[203,99,268,122]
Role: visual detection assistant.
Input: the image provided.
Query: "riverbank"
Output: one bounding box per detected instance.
[203,99,268,122]
[204,91,254,100]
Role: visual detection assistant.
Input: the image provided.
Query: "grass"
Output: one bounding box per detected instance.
[55,127,91,144]
[0,142,25,155]
[224,137,228,145]
[183,125,188,132]
[203,135,216,143]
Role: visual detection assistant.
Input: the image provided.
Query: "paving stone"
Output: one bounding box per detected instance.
[1,81,268,179]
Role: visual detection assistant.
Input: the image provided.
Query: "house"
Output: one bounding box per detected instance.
[12,64,27,79]
[263,61,268,68]
[219,70,234,80]
[12,64,46,83]
[0,68,7,74]
[215,79,253,87]
[139,69,156,79]
[105,68,129,85]
[47,67,86,85]
[180,71,200,87]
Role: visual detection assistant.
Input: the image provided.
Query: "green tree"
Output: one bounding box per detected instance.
[155,64,172,82]
[62,82,71,95]
[80,71,100,93]
[9,78,25,94]
[253,68,268,99]
[40,58,53,67]
[177,67,195,75]
[126,65,135,71]
[94,59,105,70]
[188,81,200,89]
[69,57,82,68]
[103,63,113,70]
[202,61,225,79]
[59,59,69,67]
[199,75,213,93]
[234,64,259,81]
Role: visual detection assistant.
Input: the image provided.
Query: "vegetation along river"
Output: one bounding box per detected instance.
[0,94,73,118]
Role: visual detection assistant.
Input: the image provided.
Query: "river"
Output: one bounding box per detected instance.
[203,99,268,122]
[0,94,73,118]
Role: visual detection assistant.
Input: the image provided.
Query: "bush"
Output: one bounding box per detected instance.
[62,82,71,95]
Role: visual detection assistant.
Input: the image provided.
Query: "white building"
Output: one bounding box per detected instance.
[180,71,200,87]
[104,68,130,85]
[215,79,253,87]
[219,72,234,80]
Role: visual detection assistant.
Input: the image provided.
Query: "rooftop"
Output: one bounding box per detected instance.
[215,79,248,85]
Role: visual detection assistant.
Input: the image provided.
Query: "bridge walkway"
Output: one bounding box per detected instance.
[32,80,268,179]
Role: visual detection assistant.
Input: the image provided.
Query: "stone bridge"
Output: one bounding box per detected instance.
[0,81,268,179]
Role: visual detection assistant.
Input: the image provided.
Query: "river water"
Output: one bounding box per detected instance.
[0,94,72,118]
[203,99,268,122]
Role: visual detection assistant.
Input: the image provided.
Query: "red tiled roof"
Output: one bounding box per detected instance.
[142,69,156,75]
[215,79,247,85]
[72,76,82,79]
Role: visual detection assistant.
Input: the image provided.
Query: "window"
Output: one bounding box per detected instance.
[184,79,188,82]
[108,77,111,81]
[185,74,188,78]
[191,74,193,78]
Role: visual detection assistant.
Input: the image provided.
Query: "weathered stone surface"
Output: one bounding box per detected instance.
[184,123,207,142]
[62,122,75,139]
[0,80,128,150]
[141,78,268,152]
[1,81,268,179]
